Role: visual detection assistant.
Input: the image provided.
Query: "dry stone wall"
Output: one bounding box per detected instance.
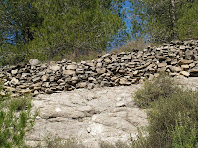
[1,40,198,96]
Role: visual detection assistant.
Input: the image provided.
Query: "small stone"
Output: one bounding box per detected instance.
[104,58,111,64]
[86,62,95,67]
[32,77,41,83]
[181,65,189,70]
[102,53,111,58]
[180,71,190,77]
[5,87,16,92]
[49,76,55,82]
[88,77,96,82]
[29,59,40,66]
[178,59,193,65]
[63,70,76,75]
[41,75,49,81]
[76,69,84,74]
[19,88,32,94]
[0,91,6,96]
[100,81,110,87]
[96,68,106,74]
[119,78,131,85]
[157,63,167,68]
[11,69,18,75]
[180,45,186,50]
[11,77,19,85]
[88,83,95,90]
[45,88,53,94]
[33,90,39,96]
[169,66,181,72]
[49,64,60,71]
[76,82,87,88]
[67,64,77,70]
[119,69,125,74]
[21,73,31,78]
[133,71,139,76]
[189,68,198,76]
[72,77,78,81]
[189,63,195,68]
[96,63,103,68]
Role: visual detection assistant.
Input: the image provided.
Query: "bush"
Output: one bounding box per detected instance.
[134,73,180,108]
[133,75,198,148]
[0,81,37,148]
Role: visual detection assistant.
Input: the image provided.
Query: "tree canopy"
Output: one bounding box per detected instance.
[0,0,128,65]
[129,0,198,43]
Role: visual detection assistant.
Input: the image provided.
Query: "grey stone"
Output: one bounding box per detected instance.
[76,82,87,88]
[63,70,76,75]
[41,75,49,82]
[45,88,53,94]
[178,59,193,65]
[67,64,77,70]
[49,64,61,71]
[32,77,41,83]
[119,78,131,85]
[100,81,110,87]
[169,66,181,72]
[88,83,95,89]
[180,71,190,77]
[11,69,18,75]
[157,63,167,67]
[11,77,19,85]
[29,59,40,66]
[96,68,106,74]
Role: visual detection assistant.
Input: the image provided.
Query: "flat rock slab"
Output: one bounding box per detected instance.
[26,77,198,147]
[26,84,148,147]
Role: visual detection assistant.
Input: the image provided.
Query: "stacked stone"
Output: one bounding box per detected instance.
[1,40,198,96]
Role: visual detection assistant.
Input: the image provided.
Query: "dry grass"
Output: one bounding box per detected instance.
[112,39,149,54]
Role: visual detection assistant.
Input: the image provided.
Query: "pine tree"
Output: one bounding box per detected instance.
[129,0,198,43]
[0,0,42,65]
[26,0,127,60]
[0,0,128,65]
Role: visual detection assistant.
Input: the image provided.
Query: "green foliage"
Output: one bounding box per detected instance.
[134,73,179,108]
[26,0,127,60]
[0,81,37,148]
[0,43,26,66]
[0,0,129,66]
[146,89,198,148]
[133,75,198,148]
[172,120,197,148]
[177,2,198,40]
[129,0,198,43]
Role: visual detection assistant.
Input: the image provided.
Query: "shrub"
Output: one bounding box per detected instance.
[145,89,198,148]
[133,74,198,148]
[134,73,180,108]
[0,81,37,148]
[172,120,197,148]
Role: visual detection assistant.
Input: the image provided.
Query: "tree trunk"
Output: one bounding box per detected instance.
[170,0,176,40]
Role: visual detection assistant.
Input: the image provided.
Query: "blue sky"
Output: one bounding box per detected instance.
[123,0,132,33]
